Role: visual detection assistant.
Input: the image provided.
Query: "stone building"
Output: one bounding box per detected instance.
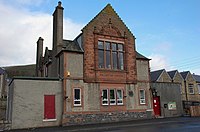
[150,69,183,117]
[193,74,200,95]
[7,2,153,129]
[150,69,200,116]
[0,67,6,121]
[180,71,200,114]
[36,2,153,125]
[7,77,62,129]
[0,67,6,98]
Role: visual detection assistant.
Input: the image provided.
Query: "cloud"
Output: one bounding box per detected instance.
[153,42,172,53]
[192,69,200,75]
[149,54,173,71]
[1,0,47,7]
[15,0,43,5]
[0,2,83,67]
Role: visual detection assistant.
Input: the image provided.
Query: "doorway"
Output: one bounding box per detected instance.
[153,96,161,116]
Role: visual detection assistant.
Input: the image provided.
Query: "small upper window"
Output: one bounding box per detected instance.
[198,84,200,94]
[188,84,194,94]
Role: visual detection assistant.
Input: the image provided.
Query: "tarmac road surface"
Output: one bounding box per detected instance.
[8,117,200,132]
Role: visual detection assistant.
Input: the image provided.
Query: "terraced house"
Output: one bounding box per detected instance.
[7,2,153,129]
[150,69,200,116]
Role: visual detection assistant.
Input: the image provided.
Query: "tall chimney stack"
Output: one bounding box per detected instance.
[52,1,64,54]
[36,37,44,77]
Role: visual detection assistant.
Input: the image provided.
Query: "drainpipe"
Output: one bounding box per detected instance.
[184,80,188,102]
[184,80,189,115]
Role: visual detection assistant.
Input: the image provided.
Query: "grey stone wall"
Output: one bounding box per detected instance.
[0,98,6,120]
[67,53,83,78]
[151,82,183,117]
[8,78,63,129]
[63,111,149,126]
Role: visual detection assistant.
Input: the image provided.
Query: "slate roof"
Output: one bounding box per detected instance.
[0,67,5,74]
[167,70,177,79]
[3,64,36,78]
[180,71,190,80]
[136,51,150,60]
[193,74,200,83]
[62,40,83,53]
[150,69,165,82]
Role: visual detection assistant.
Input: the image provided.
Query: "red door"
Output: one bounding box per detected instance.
[153,96,161,116]
[44,95,55,119]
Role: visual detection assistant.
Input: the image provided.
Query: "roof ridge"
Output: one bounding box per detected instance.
[151,69,165,73]
[167,70,177,72]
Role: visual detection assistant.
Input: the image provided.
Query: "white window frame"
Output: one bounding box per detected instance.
[188,84,194,94]
[117,89,123,105]
[198,84,200,94]
[139,89,146,105]
[102,89,108,105]
[101,88,124,106]
[74,88,81,106]
[110,89,116,105]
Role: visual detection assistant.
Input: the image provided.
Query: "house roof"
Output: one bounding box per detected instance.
[180,71,190,80]
[193,74,200,83]
[0,67,5,74]
[136,51,150,60]
[150,69,165,82]
[167,70,177,79]
[62,40,83,53]
[3,64,36,78]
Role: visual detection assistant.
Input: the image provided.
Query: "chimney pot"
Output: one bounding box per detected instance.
[58,1,62,7]
[39,37,44,41]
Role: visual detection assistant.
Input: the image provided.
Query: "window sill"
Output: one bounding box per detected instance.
[96,69,126,73]
[102,104,124,106]
[73,105,82,107]
[43,119,57,122]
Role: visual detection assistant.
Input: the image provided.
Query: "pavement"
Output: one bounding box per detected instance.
[4,117,200,132]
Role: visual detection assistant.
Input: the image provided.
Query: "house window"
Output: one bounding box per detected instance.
[101,89,123,105]
[98,41,124,70]
[139,89,146,104]
[117,89,123,105]
[44,95,56,120]
[102,89,108,105]
[198,84,200,94]
[74,88,81,106]
[188,84,194,94]
[110,89,116,105]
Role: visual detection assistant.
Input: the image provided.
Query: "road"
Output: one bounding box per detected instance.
[8,117,200,132]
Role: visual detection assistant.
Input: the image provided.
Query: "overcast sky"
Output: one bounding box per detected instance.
[0,0,199,74]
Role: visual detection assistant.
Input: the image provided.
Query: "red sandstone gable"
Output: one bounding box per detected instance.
[82,4,137,83]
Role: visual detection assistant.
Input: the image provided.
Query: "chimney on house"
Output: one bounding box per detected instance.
[52,1,64,55]
[36,37,44,77]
